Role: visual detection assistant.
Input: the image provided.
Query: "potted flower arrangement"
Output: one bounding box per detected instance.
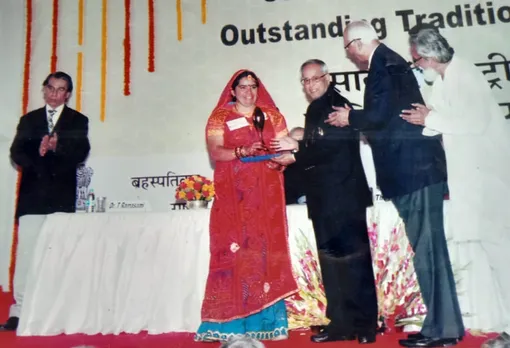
[175,175,215,209]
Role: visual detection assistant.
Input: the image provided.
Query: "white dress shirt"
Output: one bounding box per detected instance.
[46,104,64,131]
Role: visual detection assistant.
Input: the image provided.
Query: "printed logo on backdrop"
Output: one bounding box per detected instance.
[130,171,196,210]
[76,164,94,211]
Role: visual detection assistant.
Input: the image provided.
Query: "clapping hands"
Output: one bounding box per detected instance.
[39,133,58,157]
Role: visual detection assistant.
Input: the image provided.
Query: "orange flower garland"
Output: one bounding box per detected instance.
[50,0,59,72]
[10,0,33,293]
[201,0,207,24]
[76,0,84,111]
[124,0,131,95]
[78,0,84,45]
[148,0,155,72]
[176,0,182,41]
[21,1,33,114]
[76,52,83,111]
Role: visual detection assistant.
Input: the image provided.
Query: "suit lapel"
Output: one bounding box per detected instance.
[53,105,70,134]
[33,107,50,135]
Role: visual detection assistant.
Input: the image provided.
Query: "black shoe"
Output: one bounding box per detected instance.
[407,333,463,342]
[310,331,356,343]
[310,325,327,334]
[0,317,18,331]
[407,332,425,340]
[399,337,460,347]
[358,332,376,344]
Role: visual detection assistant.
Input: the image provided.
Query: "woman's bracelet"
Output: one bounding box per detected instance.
[234,146,243,159]
[234,146,249,159]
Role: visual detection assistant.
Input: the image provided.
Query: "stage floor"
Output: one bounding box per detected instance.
[0,291,496,347]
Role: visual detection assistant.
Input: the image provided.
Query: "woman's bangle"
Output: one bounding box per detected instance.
[234,146,243,159]
[234,146,249,159]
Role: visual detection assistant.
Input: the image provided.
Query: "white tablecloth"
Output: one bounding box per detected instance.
[17,199,507,336]
[18,205,323,336]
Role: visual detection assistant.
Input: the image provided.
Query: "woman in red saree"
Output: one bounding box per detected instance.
[195,70,298,342]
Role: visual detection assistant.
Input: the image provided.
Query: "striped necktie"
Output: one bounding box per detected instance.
[48,109,57,132]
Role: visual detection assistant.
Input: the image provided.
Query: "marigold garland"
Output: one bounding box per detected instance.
[124,0,131,95]
[148,0,155,72]
[78,0,84,45]
[50,0,59,72]
[76,0,84,111]
[21,1,33,114]
[201,0,207,24]
[176,0,182,41]
[9,0,33,293]
[76,52,83,111]
[100,0,108,122]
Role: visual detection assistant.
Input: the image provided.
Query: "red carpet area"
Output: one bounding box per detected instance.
[0,291,494,347]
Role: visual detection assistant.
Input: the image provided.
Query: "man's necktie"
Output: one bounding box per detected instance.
[48,109,56,132]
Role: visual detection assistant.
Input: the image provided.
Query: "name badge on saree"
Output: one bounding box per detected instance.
[226,117,250,131]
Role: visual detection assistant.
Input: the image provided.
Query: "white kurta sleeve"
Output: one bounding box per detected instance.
[424,62,492,135]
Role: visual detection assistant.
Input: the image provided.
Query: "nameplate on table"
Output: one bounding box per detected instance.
[108,200,151,212]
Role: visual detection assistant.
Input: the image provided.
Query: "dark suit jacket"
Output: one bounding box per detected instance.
[10,105,90,217]
[349,44,447,199]
[283,162,306,205]
[294,83,372,220]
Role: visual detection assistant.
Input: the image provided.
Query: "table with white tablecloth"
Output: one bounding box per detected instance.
[18,202,426,336]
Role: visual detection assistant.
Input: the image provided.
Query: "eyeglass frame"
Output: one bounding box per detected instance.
[412,56,423,64]
[300,73,327,86]
[344,38,361,49]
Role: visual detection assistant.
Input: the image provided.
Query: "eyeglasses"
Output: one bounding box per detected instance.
[45,85,68,94]
[300,73,327,86]
[344,38,360,49]
[412,56,423,64]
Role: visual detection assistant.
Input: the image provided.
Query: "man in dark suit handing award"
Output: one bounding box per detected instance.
[326,21,465,347]
[271,59,378,344]
[0,71,90,331]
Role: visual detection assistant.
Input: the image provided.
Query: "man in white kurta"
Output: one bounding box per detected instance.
[401,29,510,347]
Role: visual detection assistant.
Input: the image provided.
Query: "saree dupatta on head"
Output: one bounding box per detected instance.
[213,69,278,111]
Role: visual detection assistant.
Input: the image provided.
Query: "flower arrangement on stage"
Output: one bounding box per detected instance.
[367,220,426,333]
[285,228,329,329]
[175,175,215,201]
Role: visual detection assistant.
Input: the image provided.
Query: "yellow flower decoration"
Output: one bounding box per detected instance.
[174,175,215,202]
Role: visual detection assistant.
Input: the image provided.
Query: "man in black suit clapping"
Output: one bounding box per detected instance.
[0,71,90,331]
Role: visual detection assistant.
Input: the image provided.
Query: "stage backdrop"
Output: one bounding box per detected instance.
[0,0,509,291]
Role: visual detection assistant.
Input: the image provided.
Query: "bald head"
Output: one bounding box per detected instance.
[344,20,379,45]
[343,20,381,64]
